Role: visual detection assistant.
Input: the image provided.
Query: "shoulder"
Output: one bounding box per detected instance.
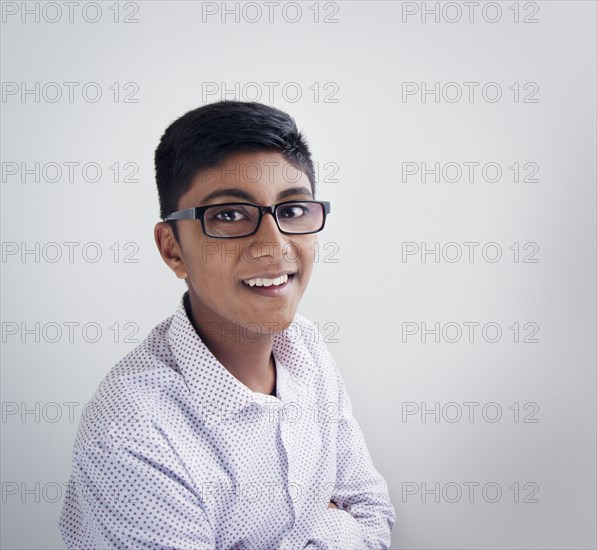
[73,314,187,451]
[291,314,358,417]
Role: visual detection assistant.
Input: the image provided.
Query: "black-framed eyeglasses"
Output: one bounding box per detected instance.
[163,200,331,239]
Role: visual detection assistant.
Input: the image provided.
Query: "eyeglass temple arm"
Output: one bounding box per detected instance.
[163,207,198,221]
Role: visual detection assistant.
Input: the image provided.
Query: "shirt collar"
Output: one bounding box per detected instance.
[166,290,316,424]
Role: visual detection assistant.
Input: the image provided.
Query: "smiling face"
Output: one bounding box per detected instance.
[155,150,318,340]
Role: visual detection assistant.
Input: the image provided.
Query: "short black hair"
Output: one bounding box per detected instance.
[155,100,316,243]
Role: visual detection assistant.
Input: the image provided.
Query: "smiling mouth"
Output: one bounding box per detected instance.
[241,274,295,295]
[242,274,291,287]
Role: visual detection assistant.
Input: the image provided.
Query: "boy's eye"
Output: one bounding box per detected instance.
[211,208,249,223]
[217,210,241,222]
[279,204,308,218]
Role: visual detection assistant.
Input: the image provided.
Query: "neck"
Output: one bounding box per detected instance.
[186,292,276,395]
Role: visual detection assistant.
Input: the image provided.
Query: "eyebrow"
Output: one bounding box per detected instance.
[199,186,313,204]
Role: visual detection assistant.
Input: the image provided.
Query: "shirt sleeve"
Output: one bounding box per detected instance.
[59,428,216,549]
[304,346,396,549]
[303,507,365,549]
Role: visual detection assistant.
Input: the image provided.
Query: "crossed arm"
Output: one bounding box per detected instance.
[61,427,393,549]
[60,360,394,549]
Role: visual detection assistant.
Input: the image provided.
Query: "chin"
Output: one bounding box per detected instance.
[260,311,296,334]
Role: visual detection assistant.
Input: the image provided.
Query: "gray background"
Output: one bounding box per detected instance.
[1,1,596,548]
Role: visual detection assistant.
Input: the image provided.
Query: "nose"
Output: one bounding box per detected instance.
[249,210,289,260]
[257,210,288,241]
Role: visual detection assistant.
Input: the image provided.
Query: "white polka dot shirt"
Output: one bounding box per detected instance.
[59,290,395,549]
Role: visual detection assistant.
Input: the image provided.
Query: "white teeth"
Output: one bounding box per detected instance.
[243,274,289,287]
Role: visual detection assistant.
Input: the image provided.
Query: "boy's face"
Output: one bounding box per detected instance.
[155,150,318,337]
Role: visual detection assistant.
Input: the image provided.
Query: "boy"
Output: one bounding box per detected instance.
[59,101,395,548]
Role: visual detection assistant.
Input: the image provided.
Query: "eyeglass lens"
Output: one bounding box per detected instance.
[204,202,324,237]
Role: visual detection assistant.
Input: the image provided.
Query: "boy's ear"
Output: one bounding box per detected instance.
[154,222,188,280]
